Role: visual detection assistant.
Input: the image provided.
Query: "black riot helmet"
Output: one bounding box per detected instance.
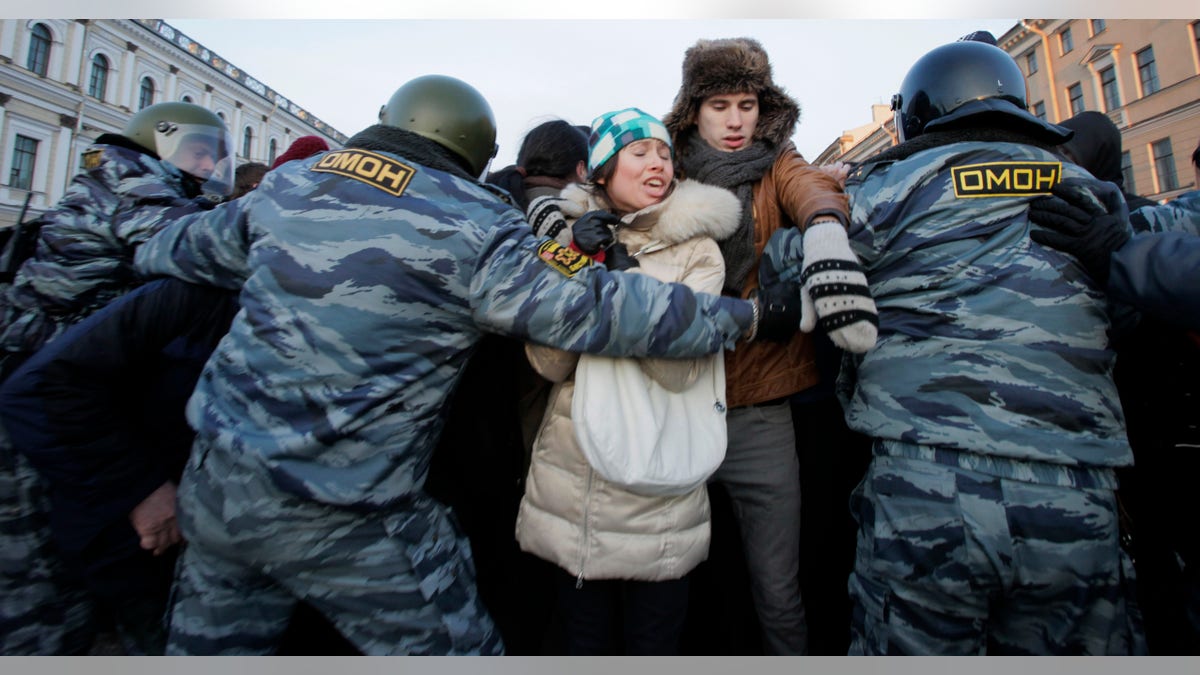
[891,41,1029,143]
[380,75,498,177]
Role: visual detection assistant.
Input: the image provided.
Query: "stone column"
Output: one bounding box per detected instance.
[119,41,138,109]
[50,114,76,203]
[62,20,86,88]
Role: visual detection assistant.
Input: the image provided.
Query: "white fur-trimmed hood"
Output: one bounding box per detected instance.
[556,179,741,247]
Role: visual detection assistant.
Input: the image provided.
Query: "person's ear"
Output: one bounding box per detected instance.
[575,160,588,183]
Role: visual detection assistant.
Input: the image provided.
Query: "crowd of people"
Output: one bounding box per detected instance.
[0,31,1196,656]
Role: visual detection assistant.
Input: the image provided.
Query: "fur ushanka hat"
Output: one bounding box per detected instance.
[663,37,800,150]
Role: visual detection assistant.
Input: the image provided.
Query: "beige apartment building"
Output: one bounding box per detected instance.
[0,19,348,231]
[816,19,1200,204]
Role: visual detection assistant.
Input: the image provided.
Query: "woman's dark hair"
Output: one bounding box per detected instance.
[517,120,587,181]
[487,119,589,209]
[585,154,621,211]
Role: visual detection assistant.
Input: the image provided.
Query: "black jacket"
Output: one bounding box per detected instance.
[0,278,237,568]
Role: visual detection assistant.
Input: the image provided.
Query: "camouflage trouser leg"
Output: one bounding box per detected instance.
[166,439,503,655]
[847,453,1146,655]
[0,425,96,654]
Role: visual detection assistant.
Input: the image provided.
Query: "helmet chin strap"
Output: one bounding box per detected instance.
[178,172,206,199]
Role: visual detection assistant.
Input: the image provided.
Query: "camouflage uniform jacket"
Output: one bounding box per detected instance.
[131,135,752,511]
[1112,191,1200,330]
[0,137,208,355]
[841,139,1132,489]
[1130,189,1200,236]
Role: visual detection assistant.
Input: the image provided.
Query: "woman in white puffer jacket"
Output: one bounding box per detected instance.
[515,108,740,654]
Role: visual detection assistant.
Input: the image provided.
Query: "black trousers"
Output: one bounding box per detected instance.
[554,568,689,655]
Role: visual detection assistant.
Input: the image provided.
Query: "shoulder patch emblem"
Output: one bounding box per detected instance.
[537,240,593,277]
[82,148,103,170]
[311,149,415,197]
[951,161,1062,198]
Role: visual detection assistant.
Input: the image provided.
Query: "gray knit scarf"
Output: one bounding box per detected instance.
[677,132,777,294]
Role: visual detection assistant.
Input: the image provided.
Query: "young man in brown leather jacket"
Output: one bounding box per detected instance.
[663,36,877,655]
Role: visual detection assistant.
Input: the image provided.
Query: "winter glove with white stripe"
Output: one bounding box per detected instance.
[526,195,574,247]
[799,219,878,353]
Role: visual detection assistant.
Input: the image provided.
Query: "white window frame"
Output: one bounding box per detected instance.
[2,117,56,208]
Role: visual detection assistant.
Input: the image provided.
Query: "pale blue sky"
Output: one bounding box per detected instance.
[166,19,1019,168]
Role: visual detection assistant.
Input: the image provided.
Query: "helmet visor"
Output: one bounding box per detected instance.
[158,124,235,197]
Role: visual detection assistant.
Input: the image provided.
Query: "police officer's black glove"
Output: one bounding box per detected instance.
[571,210,621,256]
[753,284,802,343]
[604,243,639,271]
[1029,179,1131,285]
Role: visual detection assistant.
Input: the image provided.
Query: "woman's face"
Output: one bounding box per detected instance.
[599,139,674,214]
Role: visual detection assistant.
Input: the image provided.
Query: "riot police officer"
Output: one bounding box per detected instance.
[837,41,1145,655]
[0,101,232,655]
[129,75,796,655]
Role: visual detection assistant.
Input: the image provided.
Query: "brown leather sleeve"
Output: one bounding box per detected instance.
[771,143,849,231]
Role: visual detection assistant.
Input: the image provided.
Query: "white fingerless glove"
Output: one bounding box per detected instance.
[800,219,878,353]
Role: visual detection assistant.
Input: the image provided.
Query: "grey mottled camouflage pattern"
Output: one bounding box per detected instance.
[129,145,755,654]
[132,150,752,512]
[0,141,203,654]
[0,431,94,654]
[839,140,1143,654]
[0,142,207,354]
[167,439,500,655]
[1130,189,1200,236]
[841,141,1132,484]
[848,451,1145,655]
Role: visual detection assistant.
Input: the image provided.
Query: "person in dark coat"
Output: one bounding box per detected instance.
[1057,111,1158,210]
[427,118,590,654]
[1030,144,1200,654]
[0,278,238,654]
[485,119,588,211]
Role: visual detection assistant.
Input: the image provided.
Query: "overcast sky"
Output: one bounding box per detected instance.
[164,19,1022,169]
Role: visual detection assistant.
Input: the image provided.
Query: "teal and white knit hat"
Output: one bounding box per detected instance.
[587,107,672,177]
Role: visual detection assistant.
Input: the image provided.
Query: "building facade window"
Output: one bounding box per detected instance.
[1193,21,1200,65]
[88,54,109,101]
[27,23,51,77]
[1059,27,1074,55]
[138,77,155,110]
[9,135,39,190]
[1121,150,1136,195]
[1032,101,1046,120]
[1091,19,1107,36]
[242,127,253,159]
[1099,66,1120,111]
[268,138,278,165]
[1137,47,1160,96]
[1152,138,1178,192]
[1067,83,1085,116]
[1025,50,1039,75]
[181,95,193,103]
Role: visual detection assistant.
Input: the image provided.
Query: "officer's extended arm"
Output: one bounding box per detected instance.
[132,197,252,288]
[469,223,760,358]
